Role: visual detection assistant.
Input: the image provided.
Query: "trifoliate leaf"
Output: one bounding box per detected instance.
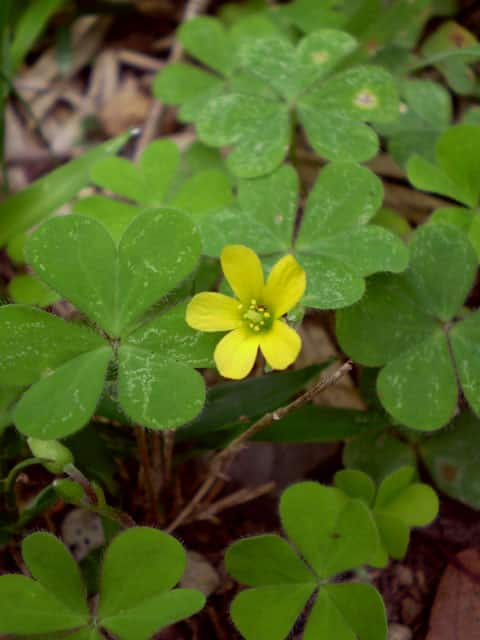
[193,30,398,176]
[27,211,201,336]
[226,481,384,640]
[98,528,205,639]
[337,223,478,429]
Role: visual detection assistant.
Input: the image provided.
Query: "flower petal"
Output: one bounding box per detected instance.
[186,292,241,332]
[260,320,301,370]
[263,254,306,318]
[221,245,264,304]
[214,327,260,379]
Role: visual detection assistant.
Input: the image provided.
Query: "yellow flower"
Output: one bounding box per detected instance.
[186,245,306,380]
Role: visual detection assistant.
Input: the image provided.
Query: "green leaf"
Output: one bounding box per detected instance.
[373,511,409,562]
[298,65,399,162]
[99,527,186,615]
[374,465,415,508]
[72,195,142,244]
[304,583,387,640]
[231,584,315,640]
[226,481,386,640]
[420,411,480,509]
[10,0,65,71]
[279,482,378,578]
[197,92,290,178]
[334,469,375,505]
[14,347,112,438]
[179,16,234,75]
[226,534,315,585]
[336,224,478,429]
[343,430,417,484]
[430,207,480,259]
[179,364,325,441]
[192,30,398,175]
[22,532,88,617]
[8,274,60,307]
[379,79,452,169]
[0,305,106,386]
[117,347,206,430]
[377,330,458,430]
[278,0,349,34]
[407,124,480,208]
[102,590,205,640]
[449,311,480,417]
[371,208,411,238]
[98,527,205,639]
[170,169,233,215]
[125,301,217,367]
[420,21,479,95]
[153,63,223,122]
[377,483,439,527]
[91,140,180,206]
[27,210,201,336]
[0,132,130,247]
[0,575,86,635]
[254,405,384,442]
[26,215,118,334]
[237,31,357,100]
[295,163,408,309]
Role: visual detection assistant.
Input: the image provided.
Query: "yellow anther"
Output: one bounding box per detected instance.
[264,311,271,318]
[249,323,254,329]
[254,326,260,332]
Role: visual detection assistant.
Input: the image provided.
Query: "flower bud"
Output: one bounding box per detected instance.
[27,438,74,474]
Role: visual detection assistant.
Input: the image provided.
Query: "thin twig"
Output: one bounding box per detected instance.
[134,0,212,157]
[193,481,276,523]
[135,426,161,524]
[167,361,352,532]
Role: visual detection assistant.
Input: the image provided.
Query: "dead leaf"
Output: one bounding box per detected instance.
[99,73,151,136]
[426,548,480,639]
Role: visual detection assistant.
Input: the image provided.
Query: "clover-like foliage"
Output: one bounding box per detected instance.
[0,528,205,640]
[335,467,439,567]
[156,23,399,177]
[0,211,217,438]
[153,14,284,125]
[377,78,451,169]
[421,21,480,95]
[200,162,408,309]
[80,139,232,242]
[226,481,386,640]
[337,223,480,430]
[408,123,480,257]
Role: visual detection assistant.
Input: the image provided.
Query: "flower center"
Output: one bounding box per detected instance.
[240,299,273,333]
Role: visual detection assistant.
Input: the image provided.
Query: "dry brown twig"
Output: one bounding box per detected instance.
[193,481,276,524]
[166,360,353,533]
[134,0,212,156]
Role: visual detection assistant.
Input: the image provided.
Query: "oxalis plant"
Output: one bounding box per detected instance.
[1,0,480,638]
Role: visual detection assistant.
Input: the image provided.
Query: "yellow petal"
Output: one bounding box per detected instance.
[263,254,306,318]
[186,292,241,331]
[260,320,301,370]
[221,245,264,304]
[214,327,260,379]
